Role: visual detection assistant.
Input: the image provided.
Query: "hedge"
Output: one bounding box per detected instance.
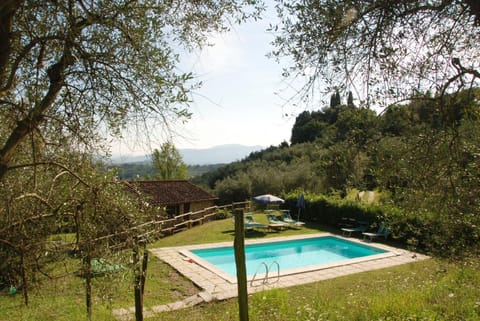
[282,192,480,257]
[283,192,383,227]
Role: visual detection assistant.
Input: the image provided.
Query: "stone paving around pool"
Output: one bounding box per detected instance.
[112,233,429,321]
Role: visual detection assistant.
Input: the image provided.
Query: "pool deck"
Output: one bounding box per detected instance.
[113,233,429,320]
[153,233,428,299]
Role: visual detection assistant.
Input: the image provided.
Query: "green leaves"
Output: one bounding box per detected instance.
[151,142,188,180]
[272,0,480,107]
[0,0,264,180]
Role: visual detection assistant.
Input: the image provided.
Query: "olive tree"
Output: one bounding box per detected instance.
[0,0,264,312]
[0,0,264,180]
[271,0,480,107]
[271,2,480,256]
[0,152,149,305]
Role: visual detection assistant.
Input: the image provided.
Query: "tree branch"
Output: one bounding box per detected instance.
[0,212,57,235]
[0,0,23,91]
[6,161,91,187]
[0,36,59,96]
[0,39,75,179]
[441,58,480,95]
[14,193,53,209]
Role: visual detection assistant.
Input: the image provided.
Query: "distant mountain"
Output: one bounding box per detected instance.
[180,144,263,165]
[110,154,150,164]
[111,144,264,165]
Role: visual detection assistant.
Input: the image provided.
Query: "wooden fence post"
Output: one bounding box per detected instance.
[141,241,148,296]
[133,238,143,321]
[233,208,249,321]
[84,251,92,321]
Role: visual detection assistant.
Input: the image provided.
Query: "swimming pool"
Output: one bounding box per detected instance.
[183,235,392,282]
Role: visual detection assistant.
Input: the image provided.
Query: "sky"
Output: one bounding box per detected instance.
[112,3,305,156]
[173,7,298,150]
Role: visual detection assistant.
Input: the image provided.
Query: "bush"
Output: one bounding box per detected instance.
[283,192,480,257]
[384,208,480,257]
[283,192,381,226]
[214,209,231,220]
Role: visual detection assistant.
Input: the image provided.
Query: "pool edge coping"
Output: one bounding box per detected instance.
[150,232,430,301]
[177,233,400,284]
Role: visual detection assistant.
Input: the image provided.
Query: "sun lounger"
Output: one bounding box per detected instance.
[341,221,369,236]
[339,217,357,228]
[244,215,267,231]
[267,214,290,230]
[362,226,390,241]
[232,215,266,231]
[280,210,305,226]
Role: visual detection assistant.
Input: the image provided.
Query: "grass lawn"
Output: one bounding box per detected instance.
[1,214,480,321]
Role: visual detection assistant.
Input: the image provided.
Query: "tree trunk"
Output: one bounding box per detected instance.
[0,0,23,91]
[0,43,73,180]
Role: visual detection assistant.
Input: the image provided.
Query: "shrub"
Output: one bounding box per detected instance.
[283,192,381,226]
[214,209,231,220]
[384,208,480,257]
[284,192,480,257]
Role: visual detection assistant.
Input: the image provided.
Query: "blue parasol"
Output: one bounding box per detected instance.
[296,194,305,221]
[296,194,305,208]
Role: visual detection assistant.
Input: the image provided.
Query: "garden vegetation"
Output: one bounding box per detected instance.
[1,0,480,320]
[196,89,480,257]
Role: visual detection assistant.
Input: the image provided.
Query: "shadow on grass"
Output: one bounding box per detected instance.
[221,228,270,238]
[221,222,328,239]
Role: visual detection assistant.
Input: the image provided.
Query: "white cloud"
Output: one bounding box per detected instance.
[183,31,246,75]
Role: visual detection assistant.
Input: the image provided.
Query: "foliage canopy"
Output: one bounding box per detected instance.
[195,89,480,254]
[271,0,480,107]
[0,0,264,179]
[151,142,188,180]
[0,0,264,306]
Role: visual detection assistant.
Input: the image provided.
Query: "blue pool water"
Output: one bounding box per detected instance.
[190,236,387,277]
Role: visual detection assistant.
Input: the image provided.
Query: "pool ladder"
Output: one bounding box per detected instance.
[250,261,280,287]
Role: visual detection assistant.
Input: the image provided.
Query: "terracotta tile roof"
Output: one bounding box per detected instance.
[125,180,218,206]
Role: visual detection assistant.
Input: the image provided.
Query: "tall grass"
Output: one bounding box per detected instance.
[0,254,197,321]
[150,259,480,321]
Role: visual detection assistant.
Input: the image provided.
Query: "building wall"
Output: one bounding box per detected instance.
[190,200,216,213]
[167,200,215,216]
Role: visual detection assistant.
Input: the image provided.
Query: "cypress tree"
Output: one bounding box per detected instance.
[347,91,354,107]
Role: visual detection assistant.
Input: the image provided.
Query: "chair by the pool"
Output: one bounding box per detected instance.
[362,226,390,241]
[341,221,369,236]
[244,215,267,230]
[267,214,290,230]
[280,210,305,226]
[232,215,266,231]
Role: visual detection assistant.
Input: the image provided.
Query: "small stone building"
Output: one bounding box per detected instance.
[126,180,218,216]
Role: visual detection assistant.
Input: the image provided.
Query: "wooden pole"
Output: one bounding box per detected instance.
[141,241,148,296]
[233,209,249,321]
[133,238,143,321]
[84,253,92,321]
[20,250,29,306]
